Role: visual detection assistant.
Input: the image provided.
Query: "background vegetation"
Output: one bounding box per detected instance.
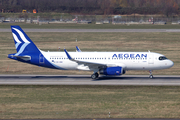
[0,0,180,17]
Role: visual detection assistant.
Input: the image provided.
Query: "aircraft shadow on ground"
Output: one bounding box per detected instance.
[0,76,89,79]
[94,76,180,81]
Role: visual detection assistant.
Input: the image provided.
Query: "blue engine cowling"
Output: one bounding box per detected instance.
[99,67,123,75]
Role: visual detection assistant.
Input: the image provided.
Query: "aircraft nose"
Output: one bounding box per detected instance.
[168,60,174,68]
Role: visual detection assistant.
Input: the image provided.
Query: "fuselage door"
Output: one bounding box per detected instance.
[39,54,44,64]
[148,53,154,64]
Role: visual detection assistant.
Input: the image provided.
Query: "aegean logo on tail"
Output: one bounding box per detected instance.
[12,27,30,56]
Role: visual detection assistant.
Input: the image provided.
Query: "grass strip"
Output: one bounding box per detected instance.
[0,85,180,119]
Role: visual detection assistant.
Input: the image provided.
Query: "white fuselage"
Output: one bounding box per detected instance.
[41,51,174,71]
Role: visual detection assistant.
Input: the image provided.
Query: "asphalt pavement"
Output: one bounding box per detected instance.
[1,29,180,32]
[0,75,180,85]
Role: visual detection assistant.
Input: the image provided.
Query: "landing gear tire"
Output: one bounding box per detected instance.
[91,72,99,80]
[149,75,153,79]
[91,74,96,79]
[95,72,99,78]
[149,70,153,79]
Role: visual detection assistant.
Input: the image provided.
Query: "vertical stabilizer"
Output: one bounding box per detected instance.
[11,26,40,56]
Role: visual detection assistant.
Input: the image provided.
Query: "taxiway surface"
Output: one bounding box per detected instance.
[1,29,180,32]
[0,75,180,85]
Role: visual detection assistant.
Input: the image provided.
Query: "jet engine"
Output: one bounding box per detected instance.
[99,67,123,75]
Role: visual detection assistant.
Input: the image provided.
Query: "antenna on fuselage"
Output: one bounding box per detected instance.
[148,50,150,53]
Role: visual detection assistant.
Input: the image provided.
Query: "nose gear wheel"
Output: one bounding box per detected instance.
[149,70,153,79]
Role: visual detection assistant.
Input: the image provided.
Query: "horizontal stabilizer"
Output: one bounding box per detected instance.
[13,55,31,61]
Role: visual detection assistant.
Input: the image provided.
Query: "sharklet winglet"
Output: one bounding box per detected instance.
[64,49,72,60]
[76,46,81,52]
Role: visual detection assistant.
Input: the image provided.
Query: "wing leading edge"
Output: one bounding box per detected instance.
[64,49,107,70]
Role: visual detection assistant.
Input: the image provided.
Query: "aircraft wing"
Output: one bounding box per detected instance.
[64,49,107,70]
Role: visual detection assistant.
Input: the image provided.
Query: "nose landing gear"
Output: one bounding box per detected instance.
[149,70,153,79]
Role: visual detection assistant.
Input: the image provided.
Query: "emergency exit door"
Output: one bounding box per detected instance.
[39,54,44,64]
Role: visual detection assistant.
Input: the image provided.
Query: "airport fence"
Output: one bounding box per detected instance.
[1,15,180,25]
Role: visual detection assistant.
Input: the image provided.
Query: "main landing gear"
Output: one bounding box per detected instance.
[149,70,153,79]
[91,72,99,79]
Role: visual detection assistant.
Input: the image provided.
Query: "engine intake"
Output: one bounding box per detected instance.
[99,67,123,75]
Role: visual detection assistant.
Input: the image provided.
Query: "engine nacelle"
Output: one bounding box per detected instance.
[99,67,123,75]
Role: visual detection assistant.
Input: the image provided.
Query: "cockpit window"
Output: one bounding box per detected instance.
[159,56,167,60]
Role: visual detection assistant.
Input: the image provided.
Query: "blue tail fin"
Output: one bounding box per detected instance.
[11,26,40,56]
[9,26,65,70]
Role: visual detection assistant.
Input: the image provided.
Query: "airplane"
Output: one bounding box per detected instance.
[8,26,174,79]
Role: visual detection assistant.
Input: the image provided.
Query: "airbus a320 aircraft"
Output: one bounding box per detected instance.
[8,26,174,79]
